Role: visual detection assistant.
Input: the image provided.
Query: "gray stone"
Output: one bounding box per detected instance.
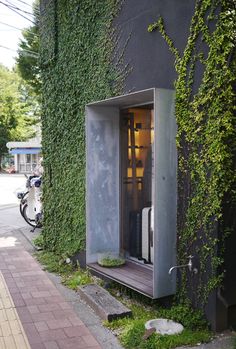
[78,284,132,321]
[145,318,184,335]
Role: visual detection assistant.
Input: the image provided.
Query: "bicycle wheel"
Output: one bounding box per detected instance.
[19,191,29,218]
[35,212,43,228]
[22,203,37,228]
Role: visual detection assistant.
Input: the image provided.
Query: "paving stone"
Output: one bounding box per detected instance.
[46,319,71,330]
[83,334,100,347]
[0,272,31,349]
[35,321,49,332]
[31,312,55,322]
[0,224,115,349]
[67,316,84,326]
[57,337,88,349]
[52,309,75,320]
[64,325,90,337]
[27,305,40,314]
[39,328,67,341]
[38,304,61,313]
[78,284,132,321]
[44,341,60,349]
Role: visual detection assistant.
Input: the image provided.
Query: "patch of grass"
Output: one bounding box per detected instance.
[36,251,72,274]
[33,233,45,249]
[120,320,210,349]
[62,270,92,290]
[98,256,125,267]
[35,251,93,290]
[105,296,212,349]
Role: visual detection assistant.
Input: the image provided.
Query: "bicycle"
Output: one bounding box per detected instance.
[17,175,43,230]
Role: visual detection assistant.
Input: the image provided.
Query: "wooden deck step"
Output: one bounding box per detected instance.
[78,284,132,322]
[88,261,153,297]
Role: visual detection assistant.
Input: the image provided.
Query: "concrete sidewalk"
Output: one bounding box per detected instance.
[0,221,122,349]
[0,246,103,349]
[0,206,234,349]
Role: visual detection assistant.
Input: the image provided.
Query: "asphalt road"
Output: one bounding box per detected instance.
[0,173,28,228]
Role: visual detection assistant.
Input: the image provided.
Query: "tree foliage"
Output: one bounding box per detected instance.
[16,1,41,96]
[0,65,37,166]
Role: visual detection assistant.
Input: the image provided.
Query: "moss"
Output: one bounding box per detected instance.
[98,255,125,267]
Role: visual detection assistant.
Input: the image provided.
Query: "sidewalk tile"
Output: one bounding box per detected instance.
[64,325,90,337]
[31,312,55,322]
[0,272,31,349]
[44,341,59,349]
[39,329,67,341]
[57,337,88,349]
[83,335,100,347]
[0,247,102,349]
[35,321,49,332]
[46,319,71,330]
[3,335,17,349]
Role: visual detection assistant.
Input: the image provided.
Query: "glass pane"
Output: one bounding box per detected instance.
[26,154,31,164]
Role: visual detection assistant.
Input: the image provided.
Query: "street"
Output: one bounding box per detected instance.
[0,173,25,206]
[0,173,28,229]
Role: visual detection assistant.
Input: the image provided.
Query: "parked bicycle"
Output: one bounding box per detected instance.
[17,174,43,231]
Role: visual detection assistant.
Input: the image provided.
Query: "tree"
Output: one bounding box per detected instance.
[0,65,36,169]
[16,1,41,96]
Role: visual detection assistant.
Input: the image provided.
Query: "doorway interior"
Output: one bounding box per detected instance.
[120,105,154,266]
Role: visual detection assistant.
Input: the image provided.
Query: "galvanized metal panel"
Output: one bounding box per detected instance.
[153,89,177,298]
[86,106,120,263]
[87,88,154,108]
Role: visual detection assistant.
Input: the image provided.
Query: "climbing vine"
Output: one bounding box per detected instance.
[149,0,236,305]
[40,0,235,307]
[40,0,123,257]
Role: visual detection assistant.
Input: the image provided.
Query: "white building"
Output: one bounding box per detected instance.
[6,139,41,173]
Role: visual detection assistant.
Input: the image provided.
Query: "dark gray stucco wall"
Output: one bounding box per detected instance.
[114,0,235,331]
[115,0,195,93]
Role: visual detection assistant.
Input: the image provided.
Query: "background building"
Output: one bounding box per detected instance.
[7,137,41,173]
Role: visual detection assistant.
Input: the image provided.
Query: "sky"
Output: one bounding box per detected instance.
[0,0,34,68]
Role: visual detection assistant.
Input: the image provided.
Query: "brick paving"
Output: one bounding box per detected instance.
[0,247,102,349]
[0,271,31,349]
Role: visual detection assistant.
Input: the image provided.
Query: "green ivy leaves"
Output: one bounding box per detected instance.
[149,0,236,305]
[41,0,122,257]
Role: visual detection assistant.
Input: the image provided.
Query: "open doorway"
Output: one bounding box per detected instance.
[86,88,177,298]
[120,106,154,265]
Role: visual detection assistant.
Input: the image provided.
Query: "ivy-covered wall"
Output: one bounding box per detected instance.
[40,0,236,330]
[147,0,236,329]
[40,0,122,257]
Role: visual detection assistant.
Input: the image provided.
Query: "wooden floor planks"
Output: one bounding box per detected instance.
[88,261,153,297]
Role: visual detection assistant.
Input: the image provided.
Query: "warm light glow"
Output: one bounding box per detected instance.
[136,168,144,177]
[127,167,144,178]
[151,109,154,143]
[127,168,132,177]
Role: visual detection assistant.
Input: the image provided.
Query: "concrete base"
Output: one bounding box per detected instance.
[78,284,132,322]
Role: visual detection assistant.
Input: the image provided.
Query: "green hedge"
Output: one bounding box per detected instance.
[41,0,122,256]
